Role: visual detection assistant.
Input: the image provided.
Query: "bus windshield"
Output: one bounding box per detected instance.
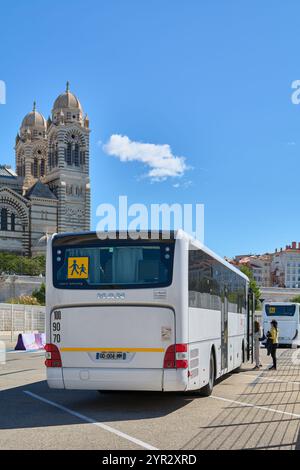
[265,304,296,317]
[53,240,174,289]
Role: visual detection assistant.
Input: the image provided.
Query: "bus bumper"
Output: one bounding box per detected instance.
[163,369,188,391]
[46,367,188,391]
[47,368,64,389]
[61,367,163,391]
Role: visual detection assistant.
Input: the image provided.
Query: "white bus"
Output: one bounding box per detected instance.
[262,302,300,347]
[45,230,250,395]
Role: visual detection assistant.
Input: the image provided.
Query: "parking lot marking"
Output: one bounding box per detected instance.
[23,390,158,450]
[7,350,44,354]
[210,395,300,418]
[242,373,300,386]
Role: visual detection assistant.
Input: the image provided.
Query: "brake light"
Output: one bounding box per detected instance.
[45,343,62,368]
[163,343,188,369]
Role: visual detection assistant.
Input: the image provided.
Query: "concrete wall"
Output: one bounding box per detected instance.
[0,274,44,302]
[260,286,300,302]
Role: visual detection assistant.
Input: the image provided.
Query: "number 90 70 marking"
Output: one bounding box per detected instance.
[52,318,61,344]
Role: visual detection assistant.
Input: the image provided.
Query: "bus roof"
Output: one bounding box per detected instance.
[263,301,300,305]
[51,229,249,283]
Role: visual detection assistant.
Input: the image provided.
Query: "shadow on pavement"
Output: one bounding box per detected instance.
[182,349,300,450]
[0,379,196,431]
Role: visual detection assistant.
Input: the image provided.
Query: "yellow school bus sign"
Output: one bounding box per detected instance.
[67,257,89,279]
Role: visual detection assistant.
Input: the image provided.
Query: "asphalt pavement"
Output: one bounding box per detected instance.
[0,346,300,450]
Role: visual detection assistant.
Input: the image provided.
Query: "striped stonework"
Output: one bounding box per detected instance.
[1,84,91,255]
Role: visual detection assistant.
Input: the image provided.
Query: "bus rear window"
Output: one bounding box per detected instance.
[265,304,296,316]
[53,241,174,289]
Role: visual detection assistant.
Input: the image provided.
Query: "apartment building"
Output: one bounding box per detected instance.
[230,242,300,288]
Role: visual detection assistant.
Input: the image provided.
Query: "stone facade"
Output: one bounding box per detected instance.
[0,83,90,255]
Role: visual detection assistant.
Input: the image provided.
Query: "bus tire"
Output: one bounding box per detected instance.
[201,350,215,397]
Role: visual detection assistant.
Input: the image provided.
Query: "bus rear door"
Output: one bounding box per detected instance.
[50,305,175,390]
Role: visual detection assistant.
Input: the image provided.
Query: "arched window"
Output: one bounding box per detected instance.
[33,158,38,178]
[74,143,79,166]
[49,143,57,168]
[66,143,72,165]
[54,143,58,167]
[1,208,8,231]
[11,213,15,231]
[40,159,45,176]
[48,150,52,168]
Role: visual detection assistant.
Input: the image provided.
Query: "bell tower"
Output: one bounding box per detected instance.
[15,102,47,193]
[44,82,90,232]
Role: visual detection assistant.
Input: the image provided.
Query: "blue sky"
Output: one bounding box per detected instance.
[0,0,300,257]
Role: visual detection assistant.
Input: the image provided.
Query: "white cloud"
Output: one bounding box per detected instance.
[103,134,189,182]
[173,180,192,189]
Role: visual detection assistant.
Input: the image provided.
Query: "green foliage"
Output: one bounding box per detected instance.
[239,265,261,309]
[290,295,300,303]
[0,252,45,276]
[32,282,45,305]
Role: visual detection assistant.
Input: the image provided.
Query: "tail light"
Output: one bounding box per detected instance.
[45,343,62,368]
[163,343,188,369]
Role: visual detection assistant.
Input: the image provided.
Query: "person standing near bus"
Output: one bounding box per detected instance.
[253,320,262,370]
[269,320,279,370]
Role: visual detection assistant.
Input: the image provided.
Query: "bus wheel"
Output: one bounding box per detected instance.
[201,351,215,397]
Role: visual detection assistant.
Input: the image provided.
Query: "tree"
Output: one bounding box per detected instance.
[0,252,45,276]
[32,283,45,305]
[239,265,261,310]
[290,295,300,303]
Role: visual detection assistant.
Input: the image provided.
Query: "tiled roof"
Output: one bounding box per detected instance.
[0,166,17,178]
[26,180,57,200]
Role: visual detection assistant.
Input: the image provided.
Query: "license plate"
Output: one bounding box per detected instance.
[96,352,126,360]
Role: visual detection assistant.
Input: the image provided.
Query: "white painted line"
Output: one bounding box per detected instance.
[242,373,300,386]
[210,394,300,418]
[7,350,43,354]
[23,390,158,450]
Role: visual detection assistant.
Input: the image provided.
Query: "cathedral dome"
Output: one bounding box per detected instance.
[52,82,82,112]
[21,102,46,130]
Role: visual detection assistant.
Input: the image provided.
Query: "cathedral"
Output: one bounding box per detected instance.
[0,83,90,256]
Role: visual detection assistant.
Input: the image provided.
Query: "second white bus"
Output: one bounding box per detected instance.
[45,230,250,395]
[262,302,300,347]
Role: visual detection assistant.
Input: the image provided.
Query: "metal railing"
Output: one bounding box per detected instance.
[0,303,45,341]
